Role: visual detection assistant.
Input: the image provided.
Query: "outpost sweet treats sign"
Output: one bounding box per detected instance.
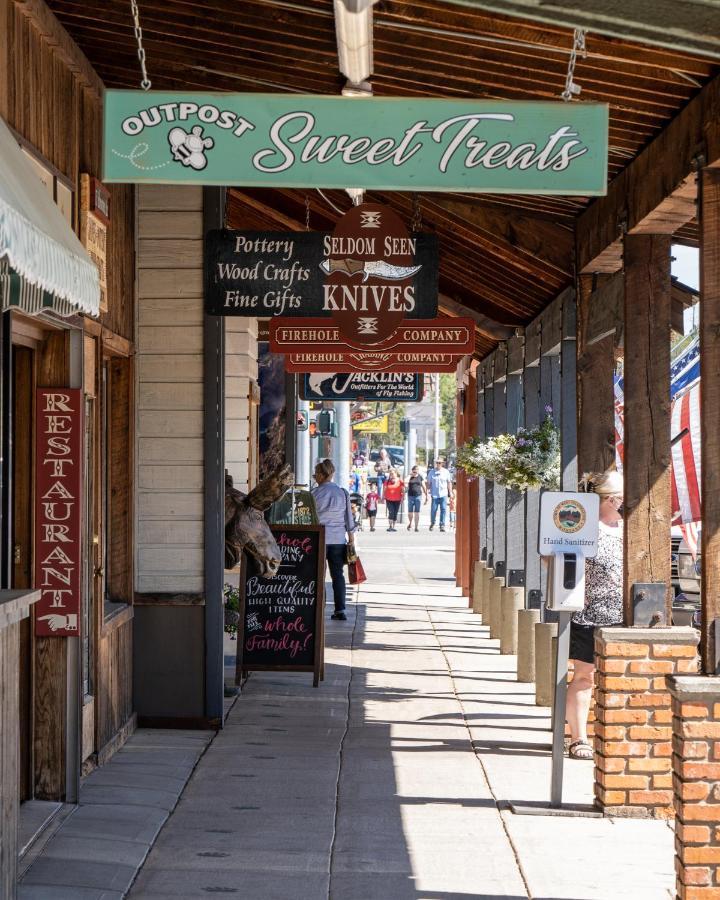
[103,92,608,194]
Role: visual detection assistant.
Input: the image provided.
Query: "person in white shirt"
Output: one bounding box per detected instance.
[311,459,356,621]
[427,459,453,532]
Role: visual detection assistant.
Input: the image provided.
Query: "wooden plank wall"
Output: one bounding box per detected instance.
[226,319,258,492]
[0,620,20,894]
[136,186,205,595]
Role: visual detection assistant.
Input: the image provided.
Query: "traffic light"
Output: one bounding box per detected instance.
[400,417,410,435]
[317,410,336,435]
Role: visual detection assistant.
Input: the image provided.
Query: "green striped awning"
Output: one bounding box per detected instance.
[0,258,80,318]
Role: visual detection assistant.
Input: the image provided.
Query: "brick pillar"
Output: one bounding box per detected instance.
[670,676,720,899]
[594,627,700,817]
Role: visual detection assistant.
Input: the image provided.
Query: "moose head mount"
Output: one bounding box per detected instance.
[225,464,295,576]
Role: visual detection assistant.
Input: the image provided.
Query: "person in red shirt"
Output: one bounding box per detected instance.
[383,469,405,532]
[364,488,379,532]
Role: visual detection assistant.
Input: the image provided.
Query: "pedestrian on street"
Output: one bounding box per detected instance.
[374,447,391,501]
[427,458,453,531]
[383,469,404,531]
[406,465,428,532]
[312,458,356,622]
[566,469,624,760]
[364,486,379,531]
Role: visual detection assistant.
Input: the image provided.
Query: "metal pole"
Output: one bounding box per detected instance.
[409,427,417,473]
[336,401,351,492]
[296,398,311,488]
[550,609,573,807]
[433,374,441,463]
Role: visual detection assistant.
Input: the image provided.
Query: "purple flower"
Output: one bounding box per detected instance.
[544,405,553,414]
[516,438,527,447]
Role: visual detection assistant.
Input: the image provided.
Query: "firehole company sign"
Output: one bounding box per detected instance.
[204,229,438,318]
[35,389,82,637]
[103,92,608,194]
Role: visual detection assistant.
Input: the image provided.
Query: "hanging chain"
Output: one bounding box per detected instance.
[561,28,586,101]
[411,193,422,232]
[130,0,152,91]
[304,194,311,231]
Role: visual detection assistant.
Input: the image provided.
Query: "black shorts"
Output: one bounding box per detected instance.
[569,621,596,665]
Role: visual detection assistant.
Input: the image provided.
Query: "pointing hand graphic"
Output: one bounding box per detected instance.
[38,613,78,632]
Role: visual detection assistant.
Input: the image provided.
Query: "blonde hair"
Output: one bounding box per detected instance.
[581,469,623,497]
[314,458,335,480]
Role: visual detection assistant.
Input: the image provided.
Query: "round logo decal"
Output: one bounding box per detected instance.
[322,202,420,346]
[553,499,587,534]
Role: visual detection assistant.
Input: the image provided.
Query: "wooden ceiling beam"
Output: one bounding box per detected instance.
[439,294,516,341]
[578,73,720,273]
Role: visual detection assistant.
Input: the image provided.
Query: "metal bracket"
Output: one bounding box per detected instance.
[631,583,667,627]
[508,569,525,587]
[528,589,542,609]
[481,547,487,561]
[487,552,494,569]
[494,560,506,578]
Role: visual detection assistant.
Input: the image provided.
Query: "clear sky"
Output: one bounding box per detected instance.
[672,244,699,333]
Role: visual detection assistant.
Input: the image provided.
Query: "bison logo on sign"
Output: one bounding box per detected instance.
[321,202,421,345]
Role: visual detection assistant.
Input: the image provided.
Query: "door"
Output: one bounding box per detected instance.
[12,345,34,801]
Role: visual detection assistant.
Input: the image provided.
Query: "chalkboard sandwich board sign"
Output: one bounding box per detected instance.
[237,525,325,687]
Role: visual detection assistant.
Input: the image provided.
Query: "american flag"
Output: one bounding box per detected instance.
[614,335,701,555]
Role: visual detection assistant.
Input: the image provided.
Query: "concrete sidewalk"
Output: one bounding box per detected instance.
[125,518,674,899]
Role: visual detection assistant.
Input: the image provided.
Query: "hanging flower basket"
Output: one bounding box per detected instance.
[456,409,560,493]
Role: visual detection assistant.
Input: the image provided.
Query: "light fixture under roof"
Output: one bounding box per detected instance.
[333,0,374,84]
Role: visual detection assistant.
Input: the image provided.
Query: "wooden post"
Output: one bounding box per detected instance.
[483,357,495,568]
[478,366,487,561]
[505,335,525,589]
[466,364,479,598]
[700,168,720,673]
[623,233,672,625]
[576,274,618,476]
[560,291,578,491]
[524,320,542,609]
[492,345,508,580]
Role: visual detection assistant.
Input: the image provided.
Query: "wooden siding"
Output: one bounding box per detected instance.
[136,185,205,594]
[226,319,258,493]
[96,614,133,754]
[1,1,134,341]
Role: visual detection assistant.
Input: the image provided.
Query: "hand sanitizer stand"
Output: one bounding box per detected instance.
[513,491,600,815]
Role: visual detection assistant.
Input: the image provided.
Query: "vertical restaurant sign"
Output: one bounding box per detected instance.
[103,92,609,195]
[35,389,82,636]
[80,175,110,313]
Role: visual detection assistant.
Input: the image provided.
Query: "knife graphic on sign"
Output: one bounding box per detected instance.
[319,259,422,281]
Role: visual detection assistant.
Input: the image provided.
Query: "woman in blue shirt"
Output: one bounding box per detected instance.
[311,459,356,621]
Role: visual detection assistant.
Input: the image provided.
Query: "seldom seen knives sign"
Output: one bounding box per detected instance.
[204,229,438,318]
[103,92,608,194]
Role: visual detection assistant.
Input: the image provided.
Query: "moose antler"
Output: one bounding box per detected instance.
[245,463,295,511]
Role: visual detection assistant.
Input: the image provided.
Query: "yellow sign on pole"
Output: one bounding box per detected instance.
[353,415,389,433]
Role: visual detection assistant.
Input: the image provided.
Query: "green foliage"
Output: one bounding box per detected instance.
[223,583,240,636]
[439,374,456,456]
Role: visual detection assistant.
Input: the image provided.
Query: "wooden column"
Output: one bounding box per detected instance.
[483,357,495,567]
[700,168,720,672]
[477,366,487,561]
[560,291,578,491]
[455,377,467,591]
[466,364,479,599]
[576,274,619,476]
[492,345,508,580]
[505,335,525,589]
[623,233,672,624]
[524,321,542,609]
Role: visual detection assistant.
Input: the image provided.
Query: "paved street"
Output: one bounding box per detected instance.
[128,505,674,899]
[20,506,674,899]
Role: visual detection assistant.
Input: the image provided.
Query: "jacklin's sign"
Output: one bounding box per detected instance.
[300,373,423,402]
[103,92,608,194]
[204,229,438,318]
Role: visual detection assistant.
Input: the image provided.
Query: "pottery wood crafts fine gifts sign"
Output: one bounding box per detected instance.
[35,389,83,636]
[237,525,326,687]
[103,92,608,195]
[204,230,439,318]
